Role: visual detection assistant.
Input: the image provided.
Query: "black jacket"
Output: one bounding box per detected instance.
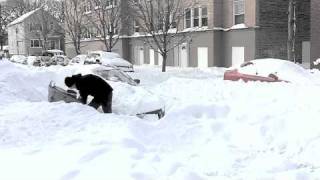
[71,74,113,104]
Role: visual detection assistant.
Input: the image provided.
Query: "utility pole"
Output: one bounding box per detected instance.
[287,0,296,62]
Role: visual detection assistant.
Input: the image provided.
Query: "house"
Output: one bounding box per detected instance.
[8,8,64,56]
[65,0,310,68]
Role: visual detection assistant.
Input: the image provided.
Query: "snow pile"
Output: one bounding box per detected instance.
[314,58,320,66]
[236,59,320,84]
[2,60,320,179]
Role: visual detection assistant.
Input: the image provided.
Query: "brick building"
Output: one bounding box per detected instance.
[65,0,310,68]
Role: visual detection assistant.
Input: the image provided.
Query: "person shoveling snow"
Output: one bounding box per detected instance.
[64,74,113,113]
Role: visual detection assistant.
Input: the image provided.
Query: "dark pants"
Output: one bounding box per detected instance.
[88,93,112,113]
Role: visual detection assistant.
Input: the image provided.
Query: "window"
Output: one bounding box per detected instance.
[184,7,208,29]
[193,8,199,27]
[31,40,42,48]
[170,14,177,28]
[106,0,117,7]
[50,22,54,30]
[134,20,140,33]
[201,7,208,27]
[185,8,191,28]
[234,0,245,24]
[50,41,55,49]
[84,0,92,13]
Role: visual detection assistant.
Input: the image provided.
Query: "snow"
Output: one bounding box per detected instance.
[87,51,133,67]
[235,59,320,84]
[314,58,320,66]
[230,23,248,30]
[8,8,40,27]
[2,59,320,179]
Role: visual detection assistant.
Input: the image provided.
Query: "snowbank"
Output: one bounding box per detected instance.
[235,59,320,84]
[2,60,320,179]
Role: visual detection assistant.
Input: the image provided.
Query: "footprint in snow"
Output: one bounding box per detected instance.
[78,148,109,163]
[60,170,80,180]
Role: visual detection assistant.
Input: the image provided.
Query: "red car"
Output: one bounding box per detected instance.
[224,60,290,83]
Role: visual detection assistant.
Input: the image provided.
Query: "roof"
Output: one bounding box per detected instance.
[8,8,41,27]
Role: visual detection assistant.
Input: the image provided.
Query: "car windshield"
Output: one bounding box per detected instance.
[88,53,100,59]
[94,69,137,86]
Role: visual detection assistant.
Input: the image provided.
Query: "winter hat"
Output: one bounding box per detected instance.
[65,76,75,87]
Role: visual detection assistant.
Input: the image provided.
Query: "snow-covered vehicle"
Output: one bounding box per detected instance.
[51,55,70,66]
[70,54,87,65]
[86,51,134,72]
[10,55,27,64]
[48,65,164,119]
[27,56,42,66]
[223,59,308,83]
[45,49,64,56]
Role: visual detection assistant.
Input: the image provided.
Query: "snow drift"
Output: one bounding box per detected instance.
[1,59,320,179]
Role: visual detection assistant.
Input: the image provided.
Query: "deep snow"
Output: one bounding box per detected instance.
[1,59,320,179]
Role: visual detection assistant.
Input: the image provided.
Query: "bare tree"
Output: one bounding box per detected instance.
[42,0,65,23]
[6,0,43,18]
[88,0,123,52]
[0,4,15,50]
[129,0,193,72]
[64,0,86,55]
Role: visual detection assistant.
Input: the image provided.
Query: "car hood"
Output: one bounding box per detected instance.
[109,81,165,116]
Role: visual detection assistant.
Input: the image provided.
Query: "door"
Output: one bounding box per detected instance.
[139,47,144,65]
[149,49,155,65]
[179,43,188,68]
[17,41,24,55]
[302,41,310,68]
[232,47,245,67]
[198,47,208,68]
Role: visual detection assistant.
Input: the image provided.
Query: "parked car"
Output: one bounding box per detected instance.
[48,65,164,119]
[51,55,70,66]
[86,51,134,72]
[45,49,64,56]
[27,56,42,66]
[70,54,87,65]
[224,59,302,83]
[10,55,27,64]
[40,56,57,66]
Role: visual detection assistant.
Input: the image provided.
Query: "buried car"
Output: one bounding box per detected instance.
[86,51,134,72]
[222,59,313,83]
[48,65,164,119]
[10,55,27,64]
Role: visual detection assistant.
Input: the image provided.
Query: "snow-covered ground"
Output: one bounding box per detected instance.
[1,59,320,179]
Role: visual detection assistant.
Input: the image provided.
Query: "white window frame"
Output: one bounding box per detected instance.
[233,0,245,25]
[30,39,42,48]
[193,7,200,27]
[201,7,208,27]
[184,8,192,29]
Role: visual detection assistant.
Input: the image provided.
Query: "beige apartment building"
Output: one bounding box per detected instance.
[65,0,310,68]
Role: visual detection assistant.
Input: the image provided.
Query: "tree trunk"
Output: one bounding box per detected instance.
[162,53,167,72]
[287,0,295,62]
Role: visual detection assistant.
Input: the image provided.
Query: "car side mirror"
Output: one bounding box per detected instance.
[134,79,140,84]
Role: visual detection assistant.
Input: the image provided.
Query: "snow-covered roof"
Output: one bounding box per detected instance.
[8,8,41,27]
